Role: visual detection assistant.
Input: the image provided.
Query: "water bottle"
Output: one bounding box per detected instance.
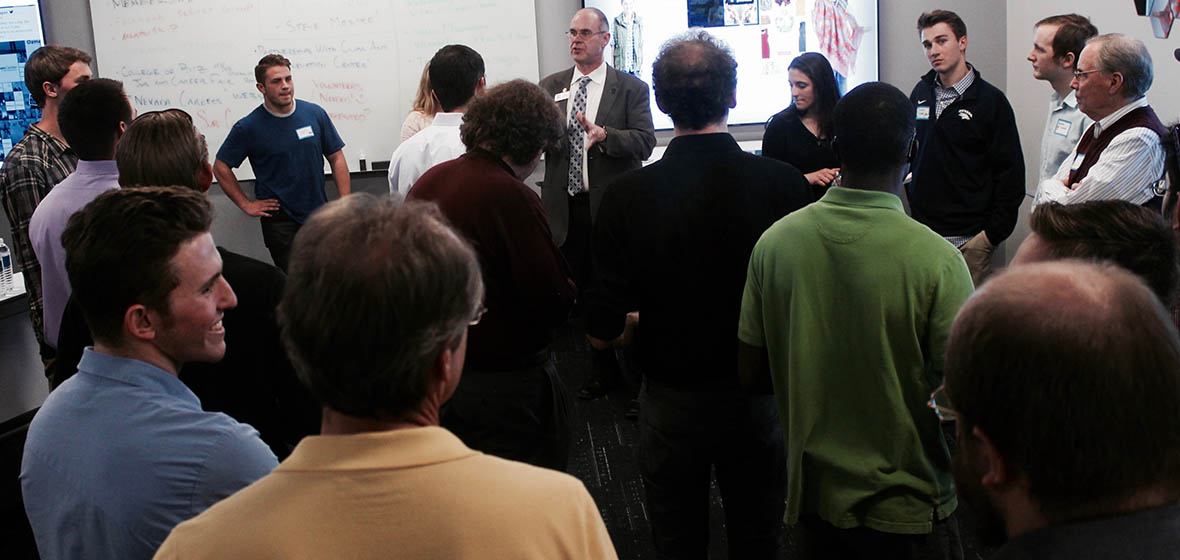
[0,237,11,294]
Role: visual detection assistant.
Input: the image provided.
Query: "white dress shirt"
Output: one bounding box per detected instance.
[1038,90,1090,184]
[565,62,608,191]
[1034,97,1165,207]
[387,112,466,195]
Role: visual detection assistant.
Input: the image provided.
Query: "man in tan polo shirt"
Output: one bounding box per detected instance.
[155,195,616,559]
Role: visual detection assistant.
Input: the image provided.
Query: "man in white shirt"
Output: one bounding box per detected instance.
[1027,14,1097,184]
[539,8,655,291]
[538,8,655,404]
[1034,33,1168,208]
[387,45,485,195]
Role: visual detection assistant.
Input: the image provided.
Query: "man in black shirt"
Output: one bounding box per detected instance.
[909,10,1024,286]
[585,31,810,558]
[945,261,1180,559]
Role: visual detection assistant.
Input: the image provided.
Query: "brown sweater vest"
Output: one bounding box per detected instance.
[1067,105,1167,187]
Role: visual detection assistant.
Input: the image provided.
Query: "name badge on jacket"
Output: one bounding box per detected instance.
[554,91,570,102]
[916,106,930,121]
[296,126,315,140]
[1071,153,1086,171]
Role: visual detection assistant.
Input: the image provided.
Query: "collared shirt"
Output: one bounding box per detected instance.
[21,349,277,560]
[566,62,608,190]
[387,112,466,195]
[739,187,973,532]
[0,123,77,348]
[155,427,617,559]
[1035,97,1164,207]
[1038,90,1090,184]
[990,502,1180,560]
[28,159,120,347]
[934,65,975,119]
[942,234,973,249]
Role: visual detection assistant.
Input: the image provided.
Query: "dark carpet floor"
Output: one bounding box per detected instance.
[551,323,998,560]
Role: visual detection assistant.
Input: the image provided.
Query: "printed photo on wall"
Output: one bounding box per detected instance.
[586,0,878,129]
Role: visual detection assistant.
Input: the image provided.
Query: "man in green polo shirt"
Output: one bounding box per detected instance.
[738,82,974,559]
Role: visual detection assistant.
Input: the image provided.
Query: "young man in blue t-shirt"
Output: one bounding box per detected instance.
[213,54,350,271]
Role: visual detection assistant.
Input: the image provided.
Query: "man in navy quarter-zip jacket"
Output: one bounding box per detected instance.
[909,10,1024,287]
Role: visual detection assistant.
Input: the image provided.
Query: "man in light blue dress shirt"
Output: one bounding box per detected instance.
[20,187,277,559]
[1026,14,1097,184]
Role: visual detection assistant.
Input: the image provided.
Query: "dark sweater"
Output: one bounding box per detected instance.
[762,108,840,200]
[1067,105,1167,186]
[909,68,1025,243]
[408,148,576,371]
[585,133,811,389]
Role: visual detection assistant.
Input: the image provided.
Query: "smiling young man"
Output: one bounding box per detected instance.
[908,10,1024,287]
[20,187,277,559]
[1027,15,1097,184]
[213,53,350,271]
[51,109,320,457]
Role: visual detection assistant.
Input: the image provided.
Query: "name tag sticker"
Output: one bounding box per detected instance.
[1054,118,1072,137]
[916,106,930,121]
[296,126,314,140]
[554,91,570,102]
[1071,153,1086,171]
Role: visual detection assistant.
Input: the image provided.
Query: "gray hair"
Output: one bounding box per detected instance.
[1090,33,1153,98]
[278,194,484,419]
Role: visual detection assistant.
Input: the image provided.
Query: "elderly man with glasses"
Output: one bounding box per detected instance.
[1034,33,1168,209]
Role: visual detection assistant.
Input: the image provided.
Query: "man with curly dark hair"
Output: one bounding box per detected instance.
[407,79,577,471]
[585,31,810,558]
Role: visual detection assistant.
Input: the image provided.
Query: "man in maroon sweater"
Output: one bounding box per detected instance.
[407,79,576,471]
[1034,33,1167,208]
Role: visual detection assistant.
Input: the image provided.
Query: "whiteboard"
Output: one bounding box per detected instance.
[90,0,540,180]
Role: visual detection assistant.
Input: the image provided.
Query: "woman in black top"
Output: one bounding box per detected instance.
[762,52,841,198]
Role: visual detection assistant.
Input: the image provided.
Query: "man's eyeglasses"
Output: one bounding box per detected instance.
[566,29,606,40]
[927,384,958,422]
[468,305,488,326]
[1073,68,1102,80]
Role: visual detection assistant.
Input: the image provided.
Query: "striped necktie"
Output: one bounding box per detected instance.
[567,76,592,196]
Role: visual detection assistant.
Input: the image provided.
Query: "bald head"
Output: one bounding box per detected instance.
[946,261,1180,521]
[569,8,610,72]
[652,31,737,130]
[577,7,608,29]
